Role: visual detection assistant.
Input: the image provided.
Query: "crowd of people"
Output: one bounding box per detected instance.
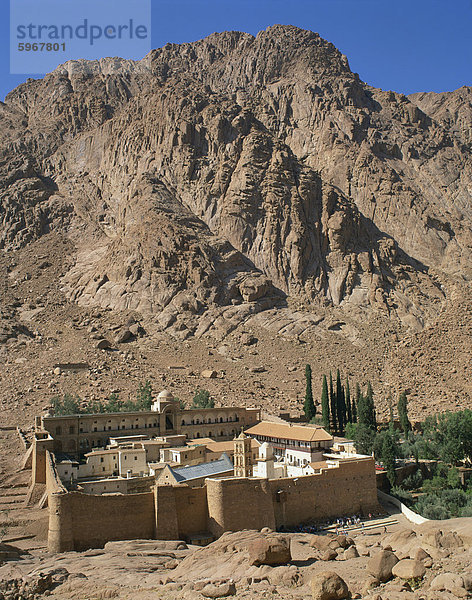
[278,512,384,535]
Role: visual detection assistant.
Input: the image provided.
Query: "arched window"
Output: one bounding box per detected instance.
[181,420,186,426]
[220,417,223,423]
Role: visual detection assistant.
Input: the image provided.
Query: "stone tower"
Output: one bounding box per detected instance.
[233,431,252,477]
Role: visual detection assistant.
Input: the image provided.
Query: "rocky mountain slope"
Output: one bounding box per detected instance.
[0,25,471,420]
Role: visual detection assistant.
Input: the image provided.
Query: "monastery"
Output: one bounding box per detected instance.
[27,390,380,552]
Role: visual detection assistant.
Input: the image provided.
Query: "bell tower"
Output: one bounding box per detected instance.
[233,431,252,477]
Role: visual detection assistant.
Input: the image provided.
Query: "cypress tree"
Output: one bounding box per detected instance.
[352,384,358,423]
[346,377,352,424]
[329,372,337,433]
[397,391,411,434]
[336,369,345,434]
[321,374,330,430]
[365,381,376,430]
[381,432,397,487]
[303,364,316,421]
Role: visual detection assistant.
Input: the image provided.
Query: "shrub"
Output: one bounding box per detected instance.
[192,389,214,409]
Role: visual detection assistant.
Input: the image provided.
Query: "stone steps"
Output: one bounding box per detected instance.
[0,495,27,506]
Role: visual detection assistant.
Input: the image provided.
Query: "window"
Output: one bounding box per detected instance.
[55,426,62,435]
[134,456,138,461]
[100,457,104,463]
[69,426,75,434]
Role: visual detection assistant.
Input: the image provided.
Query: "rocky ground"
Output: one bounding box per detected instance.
[1,510,472,599]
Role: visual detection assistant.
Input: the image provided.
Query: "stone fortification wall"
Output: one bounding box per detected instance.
[206,477,275,537]
[47,453,155,552]
[47,454,379,552]
[155,485,208,540]
[205,457,379,535]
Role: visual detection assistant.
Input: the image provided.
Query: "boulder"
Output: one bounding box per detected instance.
[201,370,218,379]
[321,549,338,561]
[362,576,380,595]
[128,323,140,336]
[367,549,399,582]
[96,338,111,350]
[382,528,416,552]
[421,528,463,550]
[391,559,425,580]
[334,535,349,549]
[267,565,300,586]
[430,572,465,592]
[343,546,359,560]
[310,571,350,600]
[238,277,270,302]
[115,328,132,343]
[410,546,432,567]
[310,535,334,551]
[248,536,291,566]
[240,333,257,346]
[201,582,236,598]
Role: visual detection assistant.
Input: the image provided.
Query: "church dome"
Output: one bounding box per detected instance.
[157,390,174,400]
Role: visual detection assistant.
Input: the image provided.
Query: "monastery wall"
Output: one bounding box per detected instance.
[206,477,275,537]
[45,453,380,552]
[155,485,208,540]
[269,457,379,528]
[205,457,379,535]
[47,453,155,552]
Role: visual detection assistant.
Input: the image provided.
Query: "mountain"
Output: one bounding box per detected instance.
[0,25,471,420]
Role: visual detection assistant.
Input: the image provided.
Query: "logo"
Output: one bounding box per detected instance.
[10,0,151,75]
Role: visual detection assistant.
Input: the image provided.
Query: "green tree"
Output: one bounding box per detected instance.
[105,393,122,413]
[52,393,82,416]
[358,382,376,431]
[381,431,398,487]
[329,372,337,433]
[304,364,316,421]
[192,389,214,409]
[387,395,395,432]
[321,375,330,430]
[352,384,358,424]
[136,380,153,410]
[346,377,352,424]
[335,369,346,434]
[346,423,375,455]
[397,391,411,434]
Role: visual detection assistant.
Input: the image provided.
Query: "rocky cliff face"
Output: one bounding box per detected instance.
[0,25,471,408]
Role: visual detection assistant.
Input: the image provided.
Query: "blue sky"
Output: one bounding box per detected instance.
[1,0,471,101]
